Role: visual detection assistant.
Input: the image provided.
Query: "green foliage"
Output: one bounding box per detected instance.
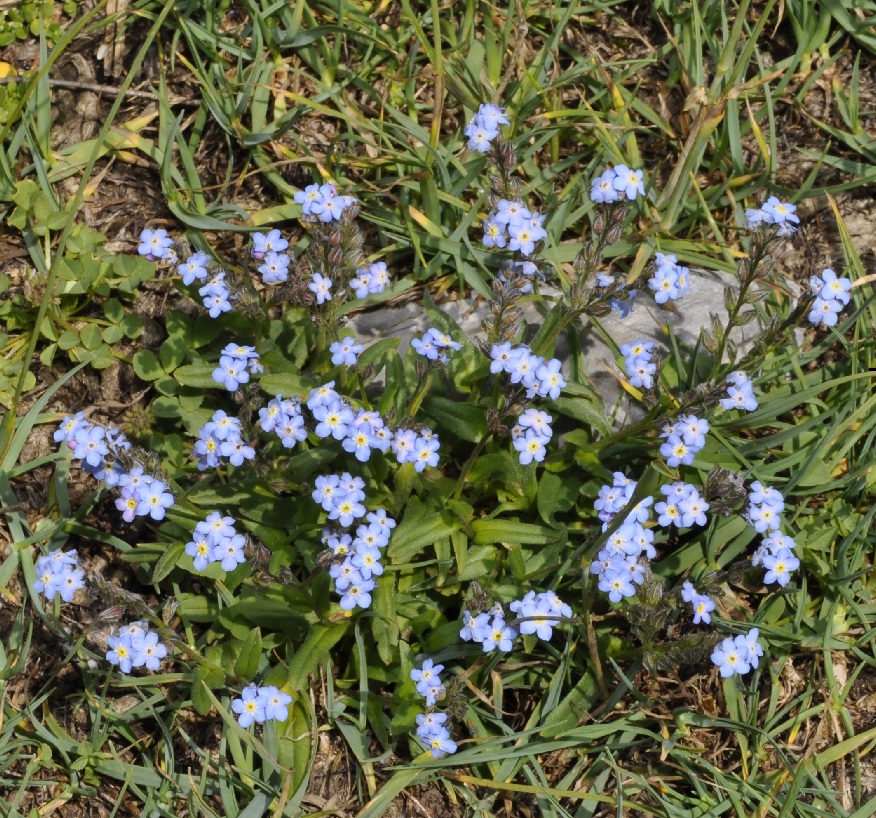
[5,0,876,816]
[0,0,80,47]
[0,180,150,391]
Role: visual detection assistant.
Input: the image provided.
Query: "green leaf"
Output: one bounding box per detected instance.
[470,519,564,546]
[133,349,165,381]
[388,507,460,563]
[120,315,143,338]
[101,325,124,345]
[192,665,224,716]
[287,622,349,693]
[152,542,185,583]
[79,324,102,351]
[175,364,219,389]
[89,344,114,369]
[234,627,262,682]
[422,394,487,442]
[357,337,400,377]
[160,334,188,373]
[537,472,581,524]
[540,668,600,738]
[103,298,124,323]
[57,330,79,351]
[260,371,308,397]
[372,573,399,665]
[551,395,611,437]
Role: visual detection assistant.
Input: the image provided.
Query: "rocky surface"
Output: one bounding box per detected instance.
[347,267,786,425]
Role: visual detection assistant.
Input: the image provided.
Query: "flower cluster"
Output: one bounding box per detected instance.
[259,394,307,449]
[752,531,800,587]
[594,472,652,529]
[212,343,262,391]
[55,415,175,522]
[682,581,716,625]
[590,519,655,601]
[349,261,390,298]
[746,481,784,533]
[745,196,799,234]
[137,228,174,261]
[309,385,393,462]
[808,268,853,327]
[659,414,710,468]
[392,427,440,472]
[511,408,553,465]
[489,343,565,400]
[294,182,357,222]
[482,200,547,256]
[313,472,367,527]
[194,410,255,471]
[411,327,462,362]
[321,504,396,610]
[461,590,571,652]
[654,482,710,528]
[460,604,518,652]
[620,339,656,390]
[185,512,248,572]
[231,683,292,728]
[464,103,509,152]
[106,621,169,673]
[648,253,691,304]
[711,629,763,677]
[510,590,573,640]
[720,371,758,412]
[34,549,85,602]
[411,658,445,706]
[590,165,645,203]
[200,270,233,318]
[330,336,364,367]
[416,711,457,758]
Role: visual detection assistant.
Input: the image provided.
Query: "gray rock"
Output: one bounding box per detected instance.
[345,269,787,426]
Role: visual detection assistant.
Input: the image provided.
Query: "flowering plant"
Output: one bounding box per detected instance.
[30,98,867,793]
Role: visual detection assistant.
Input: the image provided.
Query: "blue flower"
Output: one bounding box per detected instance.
[313,401,354,440]
[611,165,645,200]
[259,685,292,722]
[213,533,248,572]
[762,548,799,586]
[412,436,440,471]
[330,337,364,366]
[598,567,636,603]
[106,632,135,673]
[590,168,620,203]
[232,685,268,728]
[257,251,290,284]
[480,616,517,652]
[135,480,174,521]
[513,430,548,465]
[424,726,458,758]
[339,578,376,610]
[131,631,168,671]
[411,658,445,698]
[711,637,751,677]
[251,229,288,259]
[308,273,333,304]
[138,228,174,261]
[178,251,210,285]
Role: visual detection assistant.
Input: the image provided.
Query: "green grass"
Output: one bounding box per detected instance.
[2,0,876,816]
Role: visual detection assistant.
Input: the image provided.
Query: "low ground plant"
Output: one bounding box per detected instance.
[3,2,876,817]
